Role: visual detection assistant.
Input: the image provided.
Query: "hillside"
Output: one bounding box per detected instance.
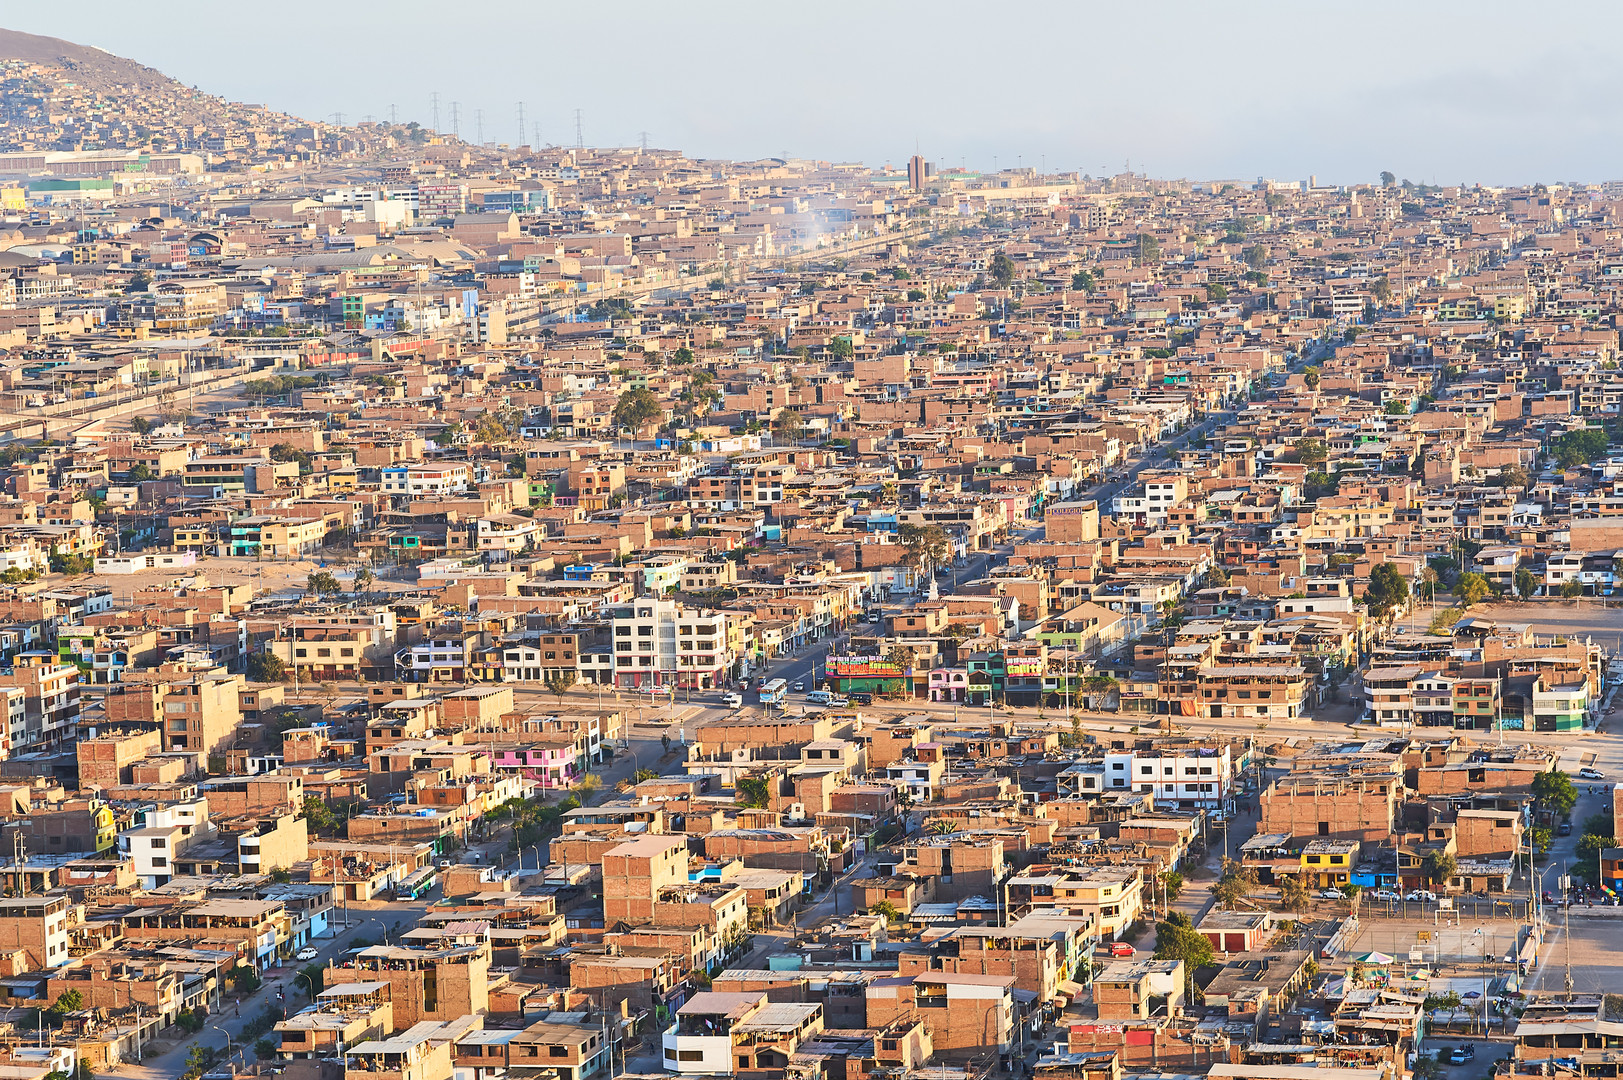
[0,25,310,151]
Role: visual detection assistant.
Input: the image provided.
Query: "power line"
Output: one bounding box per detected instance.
[574,108,584,150]
[430,92,439,134]
[388,103,397,125]
[517,102,526,147]
[475,108,483,145]
[450,101,461,140]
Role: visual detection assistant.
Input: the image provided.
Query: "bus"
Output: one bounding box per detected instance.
[759,678,788,705]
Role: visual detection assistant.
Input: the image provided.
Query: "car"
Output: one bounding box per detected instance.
[1456,1045,1475,1060]
[850,692,873,705]
[1405,889,1437,903]
[296,947,319,961]
[722,692,744,708]
[1371,888,1401,902]
[437,858,453,870]
[1318,888,1345,900]
[1094,941,1135,957]
[1448,1049,1470,1066]
[1559,821,1573,836]
[791,680,806,692]
[1579,767,1607,781]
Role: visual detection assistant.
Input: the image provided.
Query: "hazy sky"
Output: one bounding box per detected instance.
[10,0,1623,185]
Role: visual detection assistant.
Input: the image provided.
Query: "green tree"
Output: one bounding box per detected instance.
[1372,276,1393,305]
[898,523,950,574]
[829,336,855,358]
[130,417,154,436]
[1364,562,1410,618]
[990,253,1015,285]
[612,386,664,431]
[269,442,313,472]
[1071,269,1096,292]
[127,462,156,482]
[634,768,658,782]
[1159,870,1184,903]
[774,410,805,444]
[1244,244,1268,270]
[1384,400,1408,415]
[1211,858,1258,910]
[736,776,770,809]
[1380,170,1396,187]
[353,567,375,595]
[1515,567,1538,600]
[1279,876,1310,912]
[672,347,695,364]
[46,988,82,1017]
[1134,233,1160,265]
[544,668,578,704]
[227,963,262,993]
[1205,282,1228,303]
[1529,824,1554,856]
[1421,851,1457,887]
[247,651,287,683]
[1561,580,1584,599]
[307,570,341,595]
[869,899,901,922]
[1531,770,1579,821]
[1295,437,1329,468]
[1152,911,1213,1000]
[1454,571,1492,607]
[1552,428,1609,469]
[1302,366,1321,390]
[1498,464,1529,490]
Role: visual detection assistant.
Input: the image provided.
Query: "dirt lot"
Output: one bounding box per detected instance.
[1471,599,1623,647]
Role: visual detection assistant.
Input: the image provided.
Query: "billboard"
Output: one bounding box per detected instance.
[1005,658,1045,676]
[827,656,905,678]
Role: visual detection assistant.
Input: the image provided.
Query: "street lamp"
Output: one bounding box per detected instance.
[294,970,316,1001]
[211,1024,234,1064]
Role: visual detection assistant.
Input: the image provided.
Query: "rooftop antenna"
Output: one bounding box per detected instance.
[574,108,585,150]
[517,102,526,146]
[430,92,440,133]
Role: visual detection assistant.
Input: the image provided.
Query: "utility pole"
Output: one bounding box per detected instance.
[430,92,440,133]
[517,102,526,147]
[574,108,585,150]
[388,103,397,124]
[475,108,483,146]
[450,101,461,140]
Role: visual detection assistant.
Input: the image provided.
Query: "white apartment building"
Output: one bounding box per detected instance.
[1102,745,1233,810]
[380,464,470,497]
[612,599,732,691]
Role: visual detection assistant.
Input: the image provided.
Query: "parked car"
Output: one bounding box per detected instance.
[1579,767,1607,781]
[850,692,873,705]
[1559,821,1573,836]
[1318,888,1345,900]
[1448,1049,1470,1066]
[296,947,319,961]
[1094,941,1135,957]
[1405,889,1437,903]
[1371,888,1401,902]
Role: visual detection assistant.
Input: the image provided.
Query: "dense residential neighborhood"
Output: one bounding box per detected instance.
[0,21,1619,1080]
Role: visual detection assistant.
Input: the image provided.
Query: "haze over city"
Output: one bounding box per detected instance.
[11,0,1623,183]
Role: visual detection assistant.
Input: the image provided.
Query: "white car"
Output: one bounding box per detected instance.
[296,947,319,961]
[1579,767,1607,781]
[1405,889,1437,903]
[1318,888,1345,900]
[1370,888,1401,902]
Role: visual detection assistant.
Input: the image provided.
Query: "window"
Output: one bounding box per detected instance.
[550,1047,569,1058]
[678,1050,704,1062]
[1318,822,1330,836]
